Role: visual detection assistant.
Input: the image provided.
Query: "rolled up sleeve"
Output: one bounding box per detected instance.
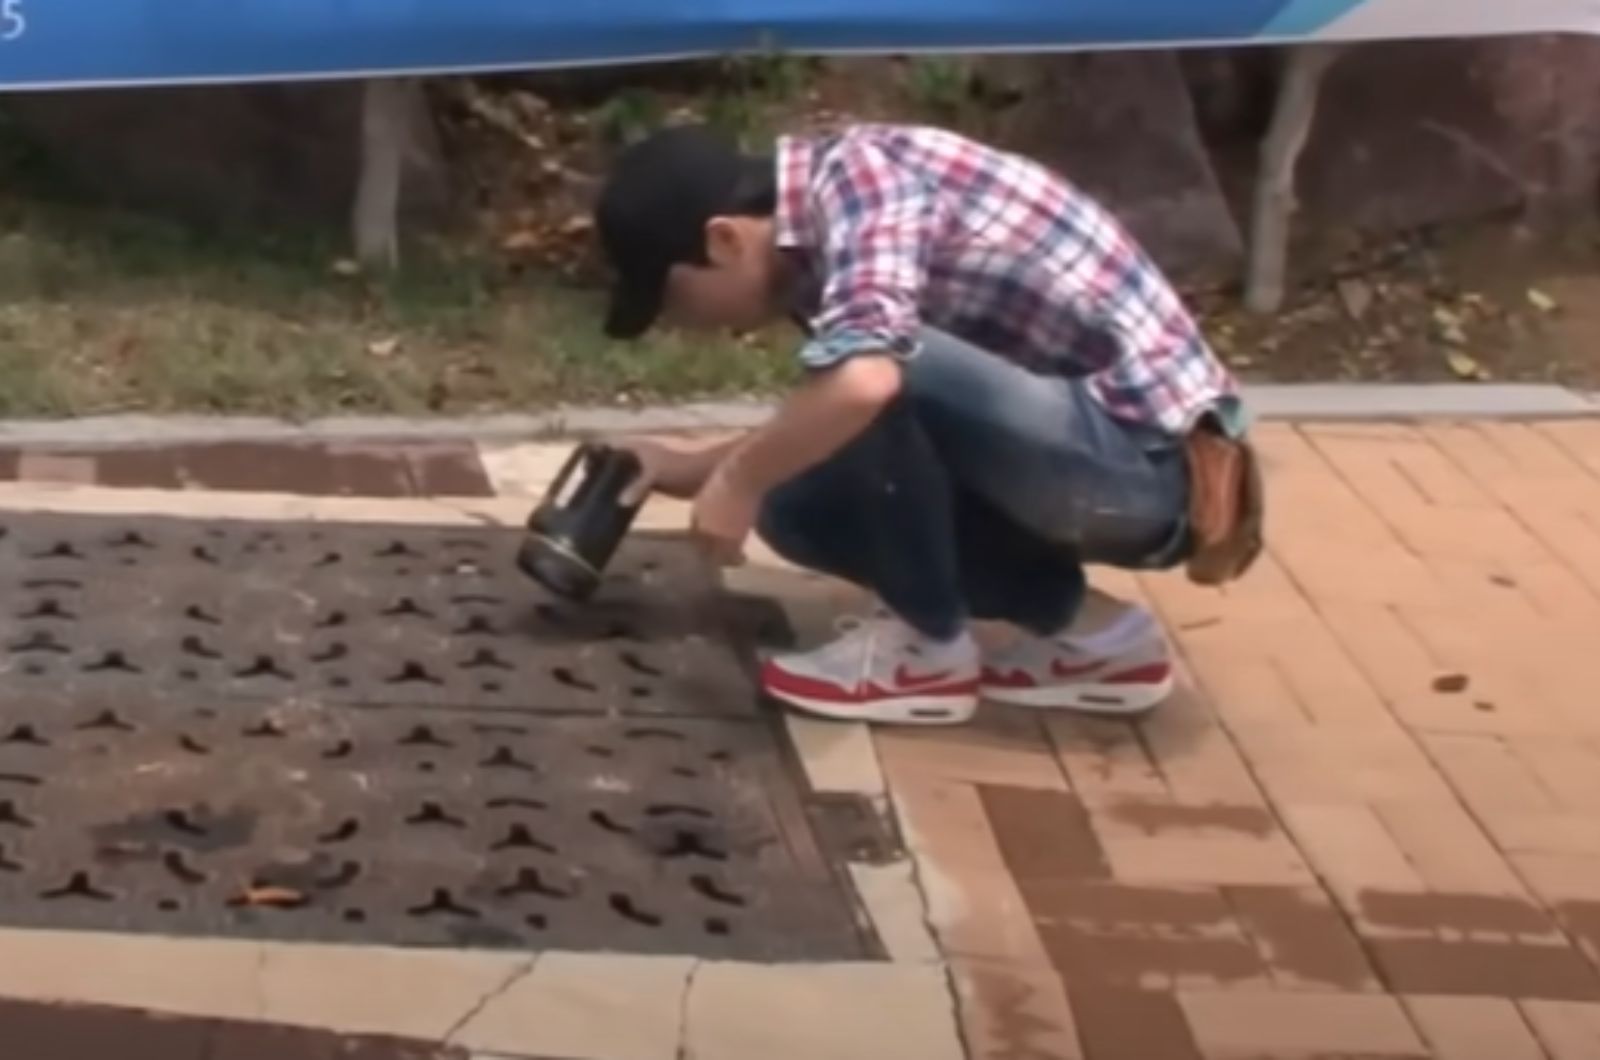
[797,142,941,371]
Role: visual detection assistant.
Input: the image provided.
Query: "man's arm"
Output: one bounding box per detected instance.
[715,136,936,495]
[717,353,902,497]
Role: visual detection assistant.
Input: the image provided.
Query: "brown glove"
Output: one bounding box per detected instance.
[1183,425,1265,586]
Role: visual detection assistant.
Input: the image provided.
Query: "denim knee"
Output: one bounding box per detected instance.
[755,481,828,573]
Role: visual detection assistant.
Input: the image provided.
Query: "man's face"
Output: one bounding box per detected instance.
[660,216,781,333]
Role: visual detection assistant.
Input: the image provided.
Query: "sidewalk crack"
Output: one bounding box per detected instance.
[674,958,704,1060]
[442,954,540,1045]
[891,802,973,1060]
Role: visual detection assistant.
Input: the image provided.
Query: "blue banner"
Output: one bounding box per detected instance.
[2,0,1597,91]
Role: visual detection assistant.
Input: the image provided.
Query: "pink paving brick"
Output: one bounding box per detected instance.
[1225,885,1380,993]
[1,441,495,497]
[1176,988,1429,1058]
[1404,996,1548,1060]
[1520,1000,1600,1060]
[1372,802,1528,897]
[1045,715,1167,805]
[1135,685,1267,808]
[1068,987,1203,1060]
[1033,883,1272,991]
[978,785,1111,884]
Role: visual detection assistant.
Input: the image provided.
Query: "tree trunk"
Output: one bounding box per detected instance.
[353,78,415,270]
[1245,45,1344,315]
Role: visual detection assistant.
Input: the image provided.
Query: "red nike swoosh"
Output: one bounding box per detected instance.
[1051,658,1107,679]
[895,664,955,689]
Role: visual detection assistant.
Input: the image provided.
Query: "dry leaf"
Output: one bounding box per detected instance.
[329,258,361,278]
[1446,351,1485,380]
[233,886,305,908]
[1527,288,1558,313]
[367,337,400,359]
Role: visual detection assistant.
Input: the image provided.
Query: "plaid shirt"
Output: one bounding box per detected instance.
[775,124,1241,437]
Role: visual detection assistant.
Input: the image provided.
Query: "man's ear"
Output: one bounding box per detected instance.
[703,216,742,265]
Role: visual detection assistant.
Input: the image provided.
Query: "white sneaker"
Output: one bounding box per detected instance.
[981,631,1174,714]
[761,615,981,726]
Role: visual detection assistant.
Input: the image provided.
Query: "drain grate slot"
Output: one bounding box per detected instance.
[0,706,864,956]
[0,515,872,959]
[0,514,766,716]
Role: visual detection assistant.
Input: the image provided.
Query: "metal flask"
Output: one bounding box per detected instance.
[516,443,643,601]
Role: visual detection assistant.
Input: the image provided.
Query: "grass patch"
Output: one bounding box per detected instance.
[0,197,794,419]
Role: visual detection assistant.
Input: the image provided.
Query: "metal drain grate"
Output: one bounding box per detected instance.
[0,513,873,959]
[0,514,771,715]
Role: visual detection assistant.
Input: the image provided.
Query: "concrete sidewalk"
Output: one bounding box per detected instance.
[3,413,1600,1058]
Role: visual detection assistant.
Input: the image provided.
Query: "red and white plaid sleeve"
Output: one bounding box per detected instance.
[797,137,943,370]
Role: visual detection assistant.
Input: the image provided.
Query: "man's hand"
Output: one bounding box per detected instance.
[613,435,742,505]
[690,463,761,566]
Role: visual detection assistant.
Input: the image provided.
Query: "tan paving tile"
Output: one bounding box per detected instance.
[0,929,261,1023]
[1480,807,1600,857]
[1045,714,1166,804]
[1277,804,1427,910]
[1315,599,1560,737]
[259,944,531,1040]
[952,959,1083,1060]
[1508,735,1600,813]
[684,962,963,1060]
[1520,1000,1600,1060]
[1404,995,1548,1060]
[784,714,885,797]
[848,860,942,964]
[890,775,1053,965]
[1177,639,1314,730]
[1232,725,1458,807]
[450,953,691,1060]
[880,709,1068,792]
[1136,684,1268,807]
[1421,732,1563,818]
[1177,989,1428,1058]
[1372,801,1529,897]
[1513,851,1600,904]
[1424,423,1600,595]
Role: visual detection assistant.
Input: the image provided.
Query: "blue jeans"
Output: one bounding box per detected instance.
[756,329,1192,641]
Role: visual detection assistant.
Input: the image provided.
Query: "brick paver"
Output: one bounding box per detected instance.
[0,440,494,497]
[889,418,1600,1058]
[6,417,1600,1058]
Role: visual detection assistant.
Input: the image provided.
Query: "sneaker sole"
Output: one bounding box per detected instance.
[767,689,979,726]
[982,673,1174,715]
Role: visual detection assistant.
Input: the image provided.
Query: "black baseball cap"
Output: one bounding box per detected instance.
[594,124,753,340]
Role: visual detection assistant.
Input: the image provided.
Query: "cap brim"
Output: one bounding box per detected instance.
[603,276,664,341]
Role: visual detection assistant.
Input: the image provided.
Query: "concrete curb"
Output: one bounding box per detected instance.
[0,385,1592,449]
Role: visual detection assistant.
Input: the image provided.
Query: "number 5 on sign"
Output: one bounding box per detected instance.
[1,0,22,40]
